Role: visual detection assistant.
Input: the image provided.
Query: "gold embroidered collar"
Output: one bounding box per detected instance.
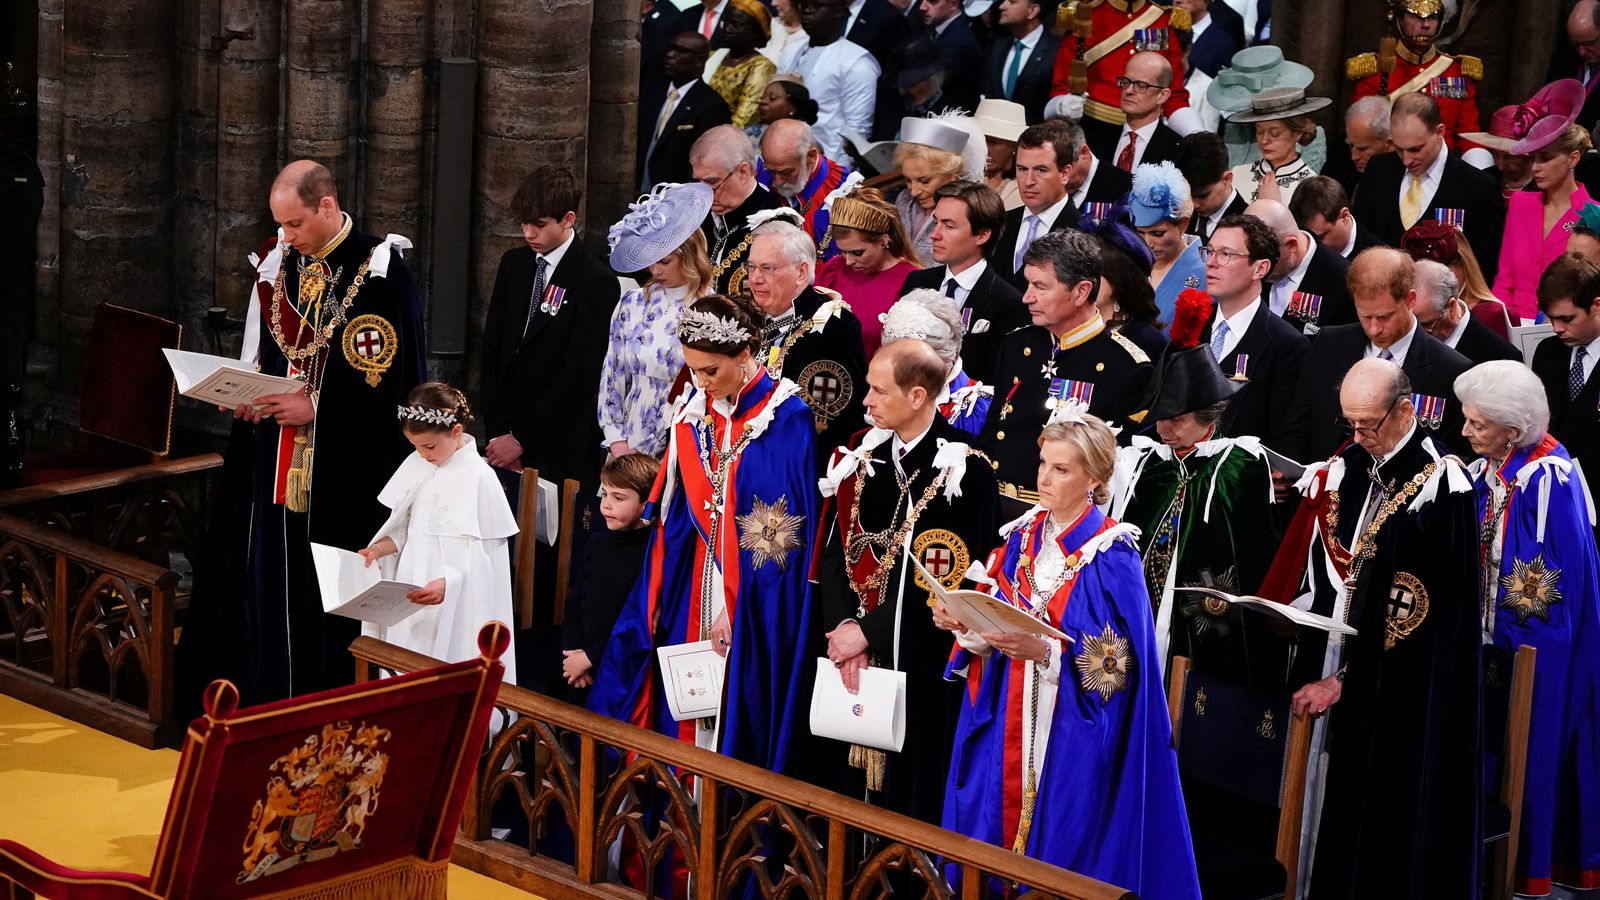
[307,213,353,262]
[1055,313,1106,351]
[1394,42,1440,67]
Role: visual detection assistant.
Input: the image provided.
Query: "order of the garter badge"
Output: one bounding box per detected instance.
[238,720,393,883]
[342,313,397,387]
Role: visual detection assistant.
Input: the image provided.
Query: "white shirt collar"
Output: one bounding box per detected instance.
[539,229,576,273]
[1190,13,1211,37]
[933,15,957,36]
[1016,23,1044,50]
[947,256,989,289]
[1417,145,1448,190]
[1206,189,1239,231]
[1030,192,1073,232]
[1374,419,1419,468]
[1071,155,1101,207]
[892,422,934,463]
[1268,234,1317,315]
[1576,334,1600,382]
[846,0,867,32]
[1442,308,1470,349]
[1367,316,1418,367]
[1219,295,1261,337]
[1339,217,1359,257]
[1120,118,1159,146]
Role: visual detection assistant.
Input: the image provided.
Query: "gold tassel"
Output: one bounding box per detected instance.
[287,856,449,900]
[847,743,888,792]
[285,426,315,513]
[1070,58,1088,96]
[1011,769,1038,853]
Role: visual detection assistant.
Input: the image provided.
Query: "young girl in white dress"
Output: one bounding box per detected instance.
[359,382,519,682]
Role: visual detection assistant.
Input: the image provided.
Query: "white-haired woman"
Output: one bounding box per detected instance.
[1455,360,1600,896]
[881,289,991,435]
[936,407,1200,899]
[1129,161,1207,325]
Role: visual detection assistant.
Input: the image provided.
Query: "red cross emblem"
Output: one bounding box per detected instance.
[354,328,384,359]
[810,374,840,403]
[923,546,953,577]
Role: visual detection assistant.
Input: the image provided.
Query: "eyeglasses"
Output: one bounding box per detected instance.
[1116,77,1167,94]
[1198,246,1251,266]
[1417,298,1465,337]
[1337,395,1403,438]
[1570,34,1600,51]
[747,261,796,279]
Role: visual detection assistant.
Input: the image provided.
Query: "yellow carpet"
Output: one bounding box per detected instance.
[0,693,535,898]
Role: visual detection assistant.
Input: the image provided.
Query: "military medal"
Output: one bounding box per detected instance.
[1045,377,1095,411]
[1410,393,1446,429]
[1231,354,1250,382]
[1081,201,1114,221]
[1289,291,1322,323]
[539,284,567,315]
[1434,208,1466,229]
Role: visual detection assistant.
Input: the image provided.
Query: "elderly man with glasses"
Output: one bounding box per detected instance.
[1409,258,1521,364]
[1259,354,1482,899]
[1286,246,1474,459]
[747,215,868,463]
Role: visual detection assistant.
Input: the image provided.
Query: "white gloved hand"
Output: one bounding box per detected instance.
[1044,93,1087,121]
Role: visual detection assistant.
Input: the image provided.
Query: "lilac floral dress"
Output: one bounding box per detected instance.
[598,282,691,457]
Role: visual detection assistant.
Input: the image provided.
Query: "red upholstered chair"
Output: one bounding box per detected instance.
[21,303,181,485]
[0,622,510,899]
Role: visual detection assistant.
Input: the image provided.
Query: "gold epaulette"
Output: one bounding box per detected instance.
[1459,54,1483,81]
[1346,52,1378,81]
[1165,5,1191,32]
[1056,1,1102,32]
[1108,328,1149,364]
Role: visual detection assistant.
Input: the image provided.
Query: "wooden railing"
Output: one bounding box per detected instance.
[0,454,222,574]
[351,637,1134,900]
[0,512,179,747]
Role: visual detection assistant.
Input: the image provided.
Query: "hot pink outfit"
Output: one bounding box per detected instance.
[1494,185,1593,321]
[814,257,917,358]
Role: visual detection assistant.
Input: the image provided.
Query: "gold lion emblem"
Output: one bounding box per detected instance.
[1074,623,1133,701]
[238,720,392,883]
[1499,555,1563,625]
[736,495,805,571]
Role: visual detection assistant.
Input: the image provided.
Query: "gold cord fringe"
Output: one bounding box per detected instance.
[283,856,449,900]
[847,743,887,792]
[285,425,315,513]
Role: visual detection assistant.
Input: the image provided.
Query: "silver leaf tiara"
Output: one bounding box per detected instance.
[678,308,754,345]
[397,405,457,426]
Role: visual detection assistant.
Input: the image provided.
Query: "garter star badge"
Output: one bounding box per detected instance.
[1074,623,1133,701]
[737,495,805,571]
[342,314,397,387]
[799,359,853,434]
[1500,554,1563,625]
[238,720,392,883]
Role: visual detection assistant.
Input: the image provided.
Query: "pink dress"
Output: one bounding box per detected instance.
[814,257,917,358]
[1494,186,1593,321]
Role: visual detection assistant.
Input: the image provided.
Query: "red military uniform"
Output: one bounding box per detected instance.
[1348,44,1483,149]
[1048,0,1191,129]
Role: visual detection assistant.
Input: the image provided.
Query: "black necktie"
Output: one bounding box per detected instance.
[943,277,959,298]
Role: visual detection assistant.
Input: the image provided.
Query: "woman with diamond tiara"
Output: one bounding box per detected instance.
[590,293,819,768]
[588,293,819,892]
[358,381,519,682]
[935,403,1199,899]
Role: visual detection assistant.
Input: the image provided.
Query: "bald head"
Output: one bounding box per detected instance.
[1573,0,1600,64]
[269,160,343,256]
[760,119,821,200]
[1244,198,1306,278]
[1340,357,1414,457]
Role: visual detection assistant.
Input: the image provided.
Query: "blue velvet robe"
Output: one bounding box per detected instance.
[939,367,992,437]
[940,506,1201,898]
[1475,435,1600,895]
[589,372,819,773]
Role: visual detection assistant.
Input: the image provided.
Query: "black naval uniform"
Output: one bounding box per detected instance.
[766,286,869,463]
[180,220,426,710]
[704,183,786,295]
[810,417,999,825]
[980,315,1153,511]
